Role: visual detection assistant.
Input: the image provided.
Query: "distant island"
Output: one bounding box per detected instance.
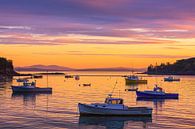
[16,65,145,72]
[0,57,18,81]
[146,57,195,75]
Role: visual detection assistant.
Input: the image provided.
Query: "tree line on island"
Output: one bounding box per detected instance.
[146,57,195,75]
[0,57,18,81]
[0,57,17,76]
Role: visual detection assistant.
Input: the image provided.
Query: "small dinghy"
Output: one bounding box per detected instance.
[75,75,80,80]
[78,94,152,116]
[136,85,179,99]
[12,80,52,93]
[32,74,43,79]
[65,75,74,78]
[83,83,91,86]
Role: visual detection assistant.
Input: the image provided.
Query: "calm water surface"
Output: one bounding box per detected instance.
[0,72,195,129]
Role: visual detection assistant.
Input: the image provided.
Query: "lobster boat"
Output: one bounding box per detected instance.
[12,80,52,93]
[78,94,152,116]
[136,85,179,99]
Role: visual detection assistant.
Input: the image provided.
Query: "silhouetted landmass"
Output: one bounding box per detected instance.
[0,57,18,81]
[0,57,17,76]
[16,65,145,72]
[146,57,195,75]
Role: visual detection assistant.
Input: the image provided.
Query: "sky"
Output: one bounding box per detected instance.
[0,0,195,68]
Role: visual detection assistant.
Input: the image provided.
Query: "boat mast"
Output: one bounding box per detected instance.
[47,71,48,88]
[111,81,118,96]
[155,62,158,85]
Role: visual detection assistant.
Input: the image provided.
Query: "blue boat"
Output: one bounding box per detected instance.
[136,85,179,99]
[164,76,180,82]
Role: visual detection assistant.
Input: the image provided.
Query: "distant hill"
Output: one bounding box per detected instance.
[16,65,145,72]
[15,65,74,71]
[146,57,195,75]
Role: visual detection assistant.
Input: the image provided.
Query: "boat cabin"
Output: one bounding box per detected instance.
[23,81,36,87]
[105,97,124,104]
[126,75,140,80]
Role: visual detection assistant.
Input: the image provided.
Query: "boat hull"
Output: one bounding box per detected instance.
[164,78,180,82]
[125,79,147,85]
[136,91,178,99]
[78,103,152,116]
[11,86,52,93]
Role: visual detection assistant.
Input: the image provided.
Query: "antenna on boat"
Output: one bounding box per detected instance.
[110,80,118,96]
[155,62,158,85]
[118,90,121,98]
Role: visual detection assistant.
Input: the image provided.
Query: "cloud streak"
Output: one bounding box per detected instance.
[66,53,189,59]
[0,0,195,46]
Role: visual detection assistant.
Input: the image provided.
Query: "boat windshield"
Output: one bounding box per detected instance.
[168,76,173,79]
[105,98,123,104]
[23,82,36,87]
[153,85,163,92]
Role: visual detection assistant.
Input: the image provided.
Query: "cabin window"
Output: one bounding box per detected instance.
[105,99,123,104]
[111,100,118,104]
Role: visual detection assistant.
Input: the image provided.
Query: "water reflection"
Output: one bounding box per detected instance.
[136,98,178,115]
[79,116,152,129]
[125,84,139,91]
[137,98,165,113]
[11,93,52,107]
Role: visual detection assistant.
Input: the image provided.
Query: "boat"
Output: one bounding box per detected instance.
[136,85,179,99]
[11,80,52,93]
[83,83,91,86]
[78,94,152,116]
[33,74,43,79]
[75,75,80,80]
[65,75,74,78]
[164,76,180,82]
[125,75,147,85]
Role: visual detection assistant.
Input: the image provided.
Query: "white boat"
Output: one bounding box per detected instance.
[78,94,152,116]
[164,76,180,82]
[125,75,147,85]
[12,81,52,93]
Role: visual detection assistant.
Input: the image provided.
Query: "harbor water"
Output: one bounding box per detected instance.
[0,72,195,129]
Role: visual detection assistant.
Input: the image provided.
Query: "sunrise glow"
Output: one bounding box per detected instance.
[0,0,195,68]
